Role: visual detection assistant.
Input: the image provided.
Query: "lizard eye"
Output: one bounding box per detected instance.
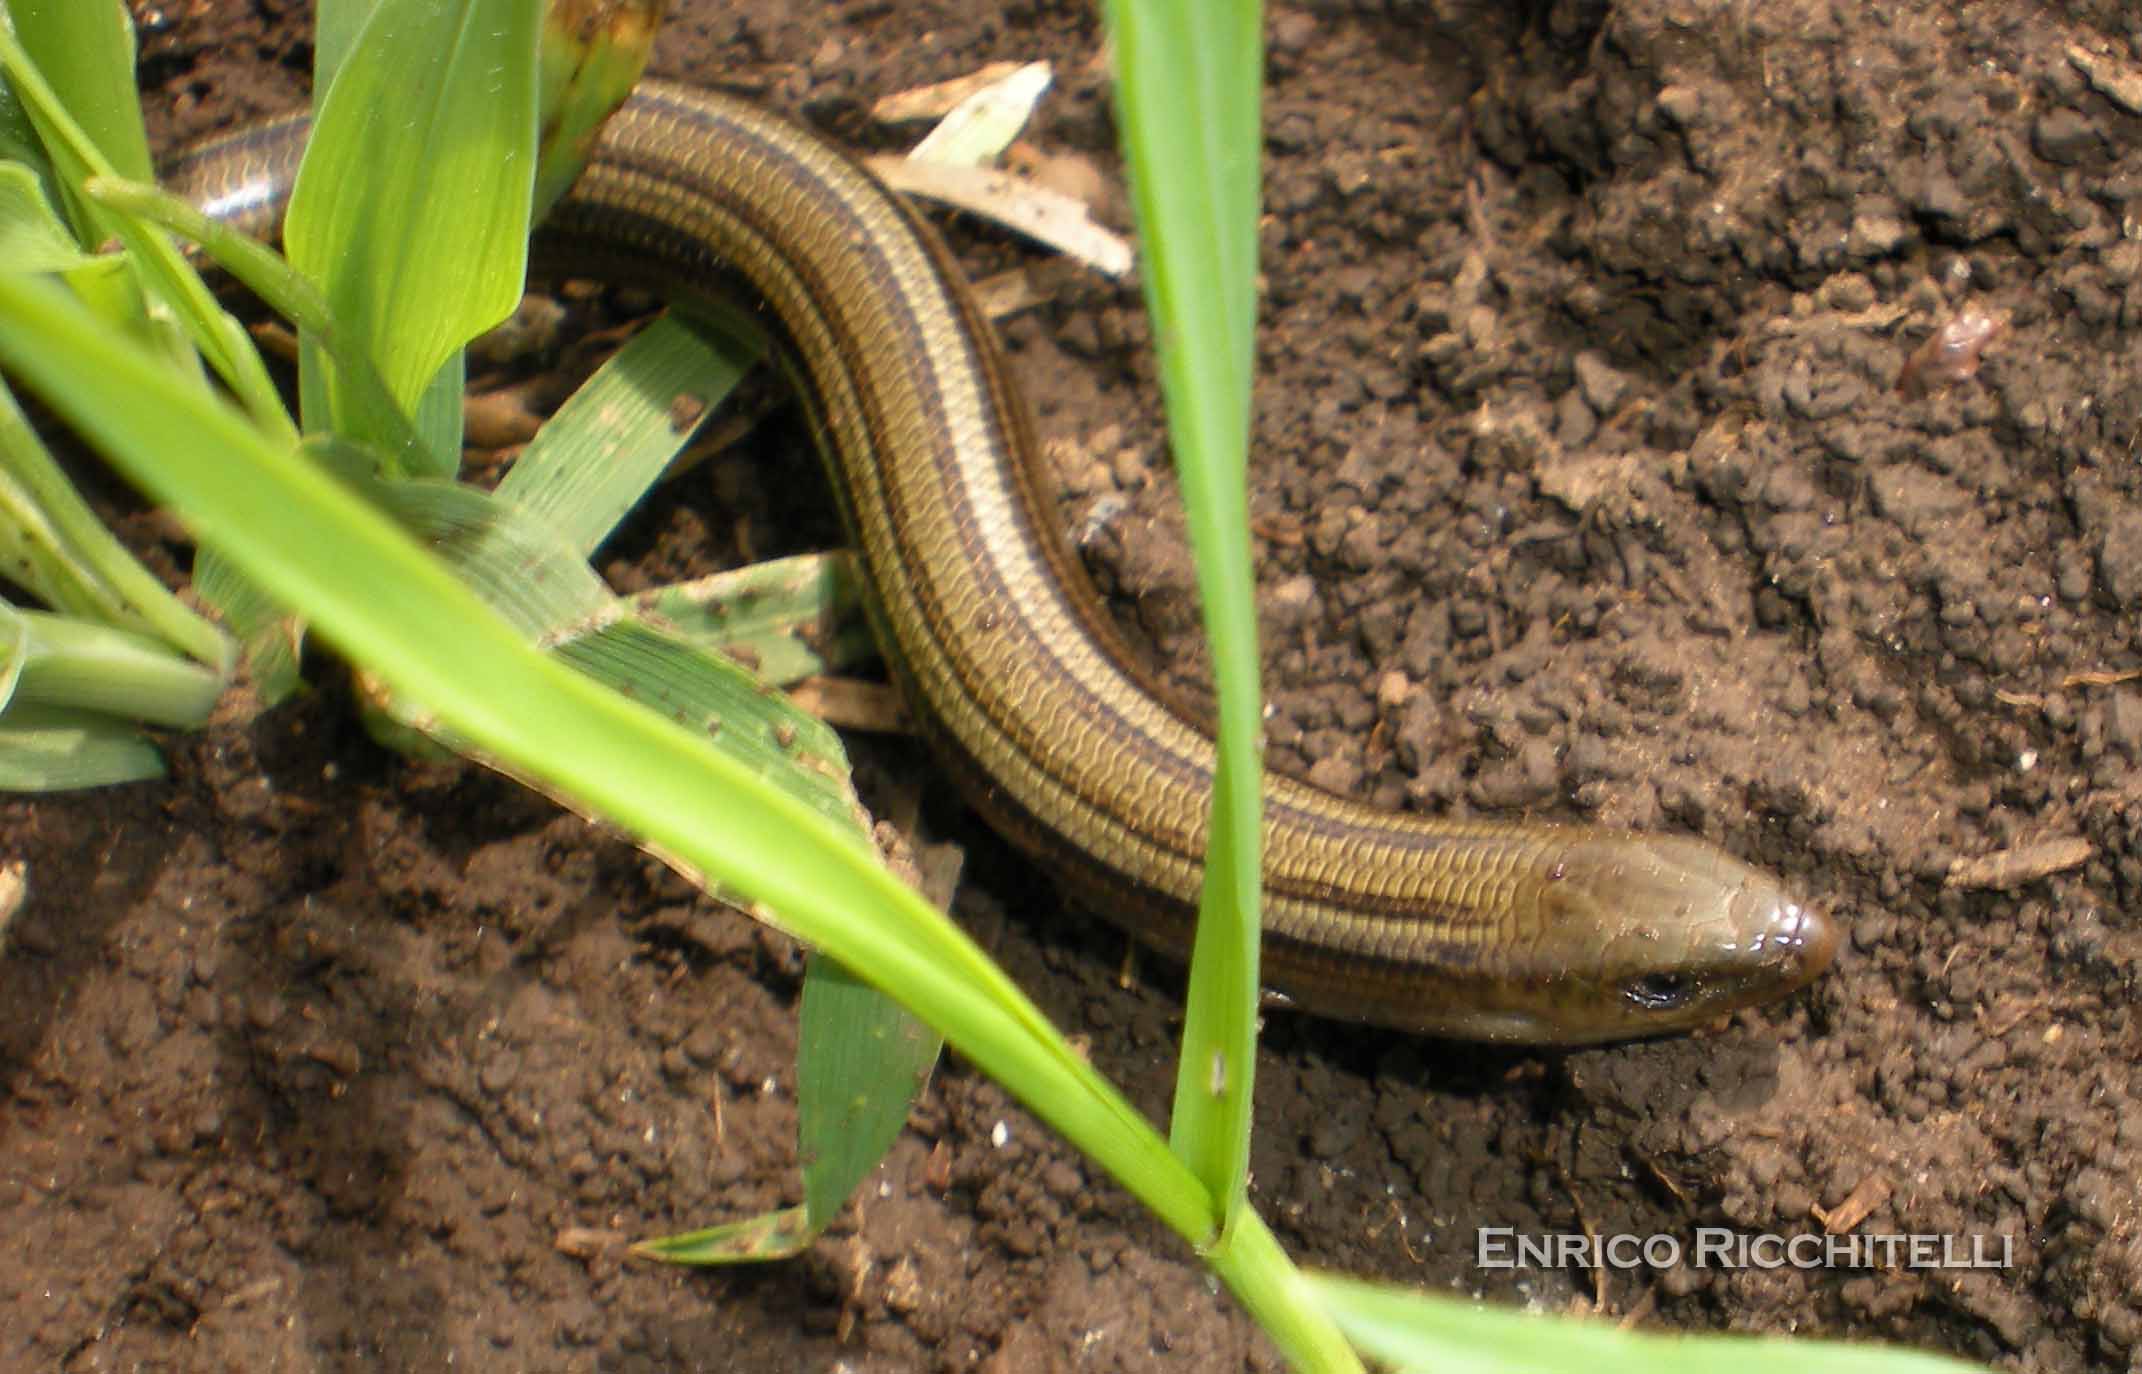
[1624,971,1696,1012]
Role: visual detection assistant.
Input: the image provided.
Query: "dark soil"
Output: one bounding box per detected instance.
[6,1,2141,1370]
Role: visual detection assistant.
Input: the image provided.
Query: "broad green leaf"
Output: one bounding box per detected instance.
[411,349,465,468]
[0,161,94,271]
[797,956,939,1230]
[1104,0,1266,1228]
[530,0,662,220]
[285,0,540,465]
[8,0,151,241]
[1307,1272,1988,1374]
[83,173,431,467]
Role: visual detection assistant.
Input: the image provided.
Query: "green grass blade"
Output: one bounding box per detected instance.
[0,376,230,672]
[190,551,301,702]
[639,954,941,1266]
[0,63,42,165]
[363,468,855,759]
[490,248,925,1272]
[363,476,614,634]
[0,160,94,270]
[0,606,221,727]
[0,701,164,788]
[0,21,291,442]
[1306,1272,1986,1374]
[795,954,940,1228]
[0,595,24,704]
[285,0,539,467]
[313,0,383,92]
[1103,0,1266,1223]
[643,555,872,687]
[344,436,863,824]
[549,618,857,828]
[1211,1212,1367,1373]
[85,173,434,469]
[6,0,151,239]
[0,268,1220,1254]
[531,0,663,220]
[495,312,751,556]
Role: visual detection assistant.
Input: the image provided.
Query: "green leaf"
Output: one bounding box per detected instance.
[0,604,222,728]
[82,171,432,474]
[0,701,164,789]
[191,549,302,703]
[640,555,872,688]
[1306,1272,1988,1374]
[0,261,1220,1278]
[317,436,861,822]
[1103,0,1266,1228]
[0,376,230,671]
[797,955,940,1227]
[284,0,540,465]
[550,618,858,829]
[410,348,466,469]
[0,161,95,271]
[7,0,151,241]
[367,473,612,636]
[495,312,752,557]
[0,19,292,441]
[313,0,384,92]
[631,1206,814,1265]
[530,0,660,220]
[0,64,42,167]
[637,955,940,1267]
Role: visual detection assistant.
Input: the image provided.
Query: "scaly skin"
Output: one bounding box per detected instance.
[165,80,1838,1043]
